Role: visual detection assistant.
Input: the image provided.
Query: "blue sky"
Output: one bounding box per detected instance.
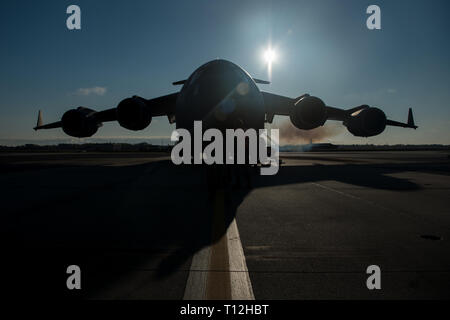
[1,0,449,145]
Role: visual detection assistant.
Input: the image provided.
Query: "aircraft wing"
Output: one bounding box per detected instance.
[386,108,418,129]
[261,91,368,123]
[34,92,179,131]
[261,91,417,130]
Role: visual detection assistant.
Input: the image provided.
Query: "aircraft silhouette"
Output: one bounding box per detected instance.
[34,59,417,138]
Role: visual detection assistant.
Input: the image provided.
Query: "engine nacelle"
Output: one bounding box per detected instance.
[345,107,387,137]
[290,96,327,130]
[116,96,152,131]
[61,107,99,138]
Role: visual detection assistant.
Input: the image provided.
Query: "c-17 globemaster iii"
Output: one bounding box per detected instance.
[34,59,417,149]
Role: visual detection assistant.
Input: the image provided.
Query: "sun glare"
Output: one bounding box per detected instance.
[263,47,277,80]
[264,48,277,64]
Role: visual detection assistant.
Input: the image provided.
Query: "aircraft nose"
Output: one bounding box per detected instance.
[212,81,251,121]
[236,82,250,96]
[176,60,265,131]
[214,96,236,122]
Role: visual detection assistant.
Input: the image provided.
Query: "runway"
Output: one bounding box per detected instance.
[1,150,449,299]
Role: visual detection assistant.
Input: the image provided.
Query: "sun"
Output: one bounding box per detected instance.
[263,48,277,64]
[262,47,277,80]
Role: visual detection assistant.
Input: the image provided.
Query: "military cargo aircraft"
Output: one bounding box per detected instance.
[34,59,417,139]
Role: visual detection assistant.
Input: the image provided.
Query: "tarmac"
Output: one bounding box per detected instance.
[1,150,449,299]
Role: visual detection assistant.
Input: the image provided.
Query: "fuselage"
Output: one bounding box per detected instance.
[175,60,265,134]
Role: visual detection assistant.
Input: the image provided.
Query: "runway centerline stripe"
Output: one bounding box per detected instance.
[183,190,254,300]
[226,219,255,300]
[206,190,231,299]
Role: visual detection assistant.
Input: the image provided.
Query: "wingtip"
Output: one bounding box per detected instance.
[407,107,415,128]
[34,109,43,130]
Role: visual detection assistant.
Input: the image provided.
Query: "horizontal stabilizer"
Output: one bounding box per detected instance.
[174,78,270,85]
[253,78,270,84]
[172,80,186,85]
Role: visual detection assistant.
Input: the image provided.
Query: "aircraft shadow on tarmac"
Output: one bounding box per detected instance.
[2,158,427,298]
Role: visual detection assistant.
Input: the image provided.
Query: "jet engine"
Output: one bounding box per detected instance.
[290,95,327,130]
[116,96,152,131]
[344,107,387,137]
[61,107,100,138]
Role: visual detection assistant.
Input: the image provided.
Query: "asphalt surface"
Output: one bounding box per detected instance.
[1,150,449,299]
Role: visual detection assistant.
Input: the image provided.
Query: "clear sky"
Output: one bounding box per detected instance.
[1,0,449,145]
